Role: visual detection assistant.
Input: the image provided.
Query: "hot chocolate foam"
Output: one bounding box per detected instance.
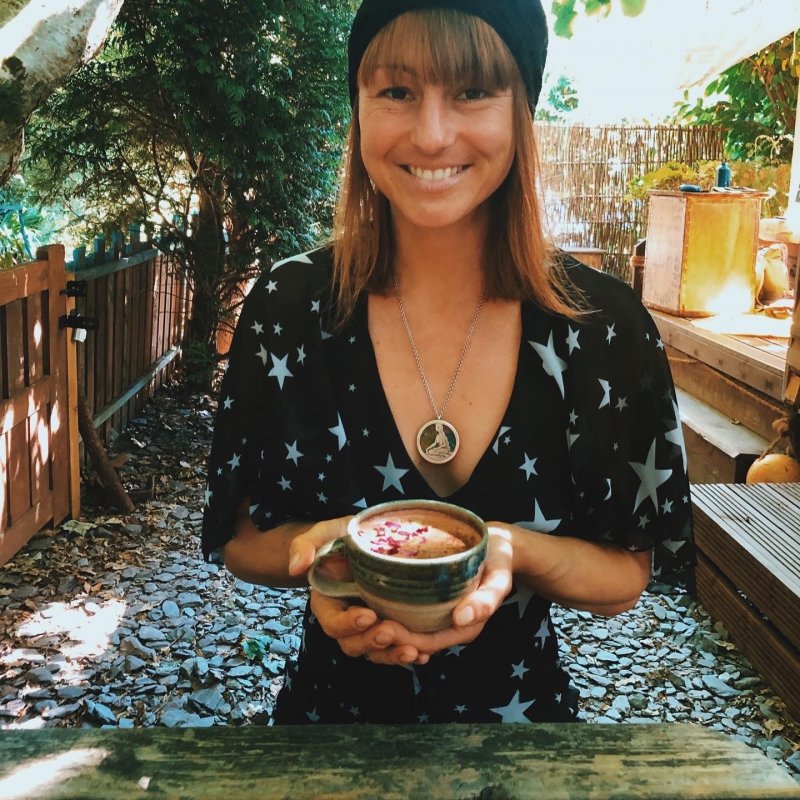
[354,509,478,559]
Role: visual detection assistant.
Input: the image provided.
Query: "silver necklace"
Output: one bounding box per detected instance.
[394,275,486,465]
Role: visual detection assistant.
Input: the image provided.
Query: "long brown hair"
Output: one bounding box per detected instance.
[331,9,584,325]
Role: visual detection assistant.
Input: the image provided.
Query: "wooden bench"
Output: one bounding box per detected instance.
[692,482,800,719]
[1,723,798,799]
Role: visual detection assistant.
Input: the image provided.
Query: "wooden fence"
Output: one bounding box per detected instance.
[70,230,191,443]
[0,246,79,565]
[0,236,191,565]
[539,124,725,280]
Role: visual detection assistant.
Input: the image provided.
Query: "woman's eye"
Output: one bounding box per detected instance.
[381,87,410,101]
[460,88,488,101]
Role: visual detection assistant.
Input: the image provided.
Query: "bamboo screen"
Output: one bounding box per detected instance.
[538,124,724,281]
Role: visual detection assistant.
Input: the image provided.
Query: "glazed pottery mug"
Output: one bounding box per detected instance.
[307,499,488,633]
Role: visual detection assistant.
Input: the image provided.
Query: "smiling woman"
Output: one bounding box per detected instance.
[202,0,694,727]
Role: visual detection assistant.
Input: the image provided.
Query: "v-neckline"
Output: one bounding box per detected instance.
[354,293,525,501]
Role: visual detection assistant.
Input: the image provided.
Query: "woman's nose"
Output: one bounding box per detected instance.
[410,94,456,152]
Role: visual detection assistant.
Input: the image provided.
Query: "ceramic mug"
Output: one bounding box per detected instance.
[307,499,488,633]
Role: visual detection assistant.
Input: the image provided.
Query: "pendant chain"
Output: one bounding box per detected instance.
[393,275,485,421]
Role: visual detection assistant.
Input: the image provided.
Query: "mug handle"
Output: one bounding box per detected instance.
[307,537,361,598]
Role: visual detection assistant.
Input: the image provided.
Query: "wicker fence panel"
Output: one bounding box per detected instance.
[539,124,724,281]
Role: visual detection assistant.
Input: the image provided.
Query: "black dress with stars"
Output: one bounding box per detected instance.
[201,246,694,725]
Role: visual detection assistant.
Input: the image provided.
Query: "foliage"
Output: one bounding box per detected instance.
[242,635,272,662]
[675,32,799,164]
[23,0,354,368]
[626,159,791,219]
[0,175,70,269]
[551,0,646,38]
[535,74,579,122]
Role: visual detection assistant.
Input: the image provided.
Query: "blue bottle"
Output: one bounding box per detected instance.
[716,159,731,188]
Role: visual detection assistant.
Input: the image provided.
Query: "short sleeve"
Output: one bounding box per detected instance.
[201,273,278,562]
[563,270,695,593]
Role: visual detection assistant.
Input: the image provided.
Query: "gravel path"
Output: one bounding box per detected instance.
[1,381,798,783]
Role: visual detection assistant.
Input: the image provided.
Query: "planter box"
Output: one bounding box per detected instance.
[642,191,765,317]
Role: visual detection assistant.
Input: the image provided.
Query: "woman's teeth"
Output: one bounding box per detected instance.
[409,166,463,182]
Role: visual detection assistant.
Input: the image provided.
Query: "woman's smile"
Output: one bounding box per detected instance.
[359,70,515,232]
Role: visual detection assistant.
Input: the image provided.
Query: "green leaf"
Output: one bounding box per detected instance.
[242,635,272,661]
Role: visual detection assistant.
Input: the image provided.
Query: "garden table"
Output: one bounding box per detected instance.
[1,721,798,799]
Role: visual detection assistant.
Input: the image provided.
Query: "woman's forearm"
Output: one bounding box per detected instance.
[222,503,315,588]
[503,524,652,617]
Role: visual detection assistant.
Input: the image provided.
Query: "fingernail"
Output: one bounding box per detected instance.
[454,607,475,626]
[374,632,392,646]
[355,614,372,629]
[288,553,301,574]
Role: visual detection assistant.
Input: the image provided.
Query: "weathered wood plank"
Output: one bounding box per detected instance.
[653,311,786,400]
[4,299,25,394]
[696,552,800,721]
[0,497,52,566]
[665,345,786,442]
[8,418,31,526]
[25,292,44,385]
[692,483,800,648]
[0,723,798,800]
[0,259,49,306]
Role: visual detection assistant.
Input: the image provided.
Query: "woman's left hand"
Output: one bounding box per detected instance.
[312,525,514,666]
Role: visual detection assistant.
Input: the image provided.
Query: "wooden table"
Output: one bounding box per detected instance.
[692,481,800,719]
[1,723,798,799]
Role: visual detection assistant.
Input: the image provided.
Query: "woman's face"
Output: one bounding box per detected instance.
[358,64,515,235]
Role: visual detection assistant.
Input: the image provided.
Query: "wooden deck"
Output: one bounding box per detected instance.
[651,310,790,402]
[692,482,800,720]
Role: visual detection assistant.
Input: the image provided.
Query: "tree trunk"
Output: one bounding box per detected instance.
[0,0,124,184]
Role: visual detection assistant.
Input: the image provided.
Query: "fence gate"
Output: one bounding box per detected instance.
[0,245,79,565]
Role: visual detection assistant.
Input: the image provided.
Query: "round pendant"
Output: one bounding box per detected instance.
[417,419,460,465]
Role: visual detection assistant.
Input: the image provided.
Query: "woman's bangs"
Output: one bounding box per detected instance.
[358,10,518,93]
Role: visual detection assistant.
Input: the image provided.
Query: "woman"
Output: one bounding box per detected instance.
[202,0,694,724]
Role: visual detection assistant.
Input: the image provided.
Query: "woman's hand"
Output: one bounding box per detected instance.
[286,515,354,577]
[310,525,514,666]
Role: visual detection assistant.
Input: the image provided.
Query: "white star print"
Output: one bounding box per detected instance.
[317,492,328,503]
[661,498,673,513]
[516,501,561,534]
[519,453,538,480]
[204,487,212,507]
[446,645,467,656]
[329,414,347,450]
[598,378,611,408]
[311,300,320,313]
[362,428,369,437]
[306,708,320,722]
[638,513,650,529]
[227,453,241,470]
[567,430,580,450]
[455,704,467,714]
[375,453,408,494]
[348,384,356,392]
[223,396,234,410]
[534,618,550,647]
[268,353,293,388]
[629,438,673,513]
[278,476,292,491]
[256,344,268,366]
[297,344,306,365]
[566,326,581,354]
[492,425,511,454]
[271,250,314,271]
[569,410,578,426]
[604,478,612,501]
[251,321,264,335]
[511,660,529,679]
[530,332,568,397]
[285,440,303,465]
[665,398,687,471]
[318,472,325,481]
[266,280,278,293]
[273,323,283,335]
[490,690,535,723]
[606,323,617,343]
[615,396,628,411]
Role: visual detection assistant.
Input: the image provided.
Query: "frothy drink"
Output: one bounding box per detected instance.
[354,510,479,559]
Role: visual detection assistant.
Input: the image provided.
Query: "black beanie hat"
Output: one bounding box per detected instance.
[348,0,549,110]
